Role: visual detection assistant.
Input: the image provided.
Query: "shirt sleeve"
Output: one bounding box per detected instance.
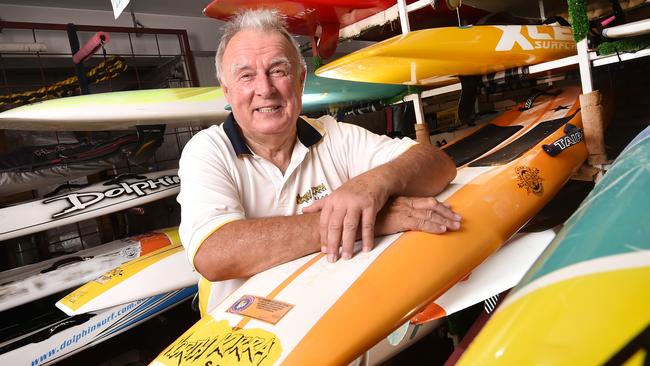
[176,129,245,269]
[317,115,418,178]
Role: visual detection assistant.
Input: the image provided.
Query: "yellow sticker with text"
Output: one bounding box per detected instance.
[227,295,294,325]
[156,319,281,366]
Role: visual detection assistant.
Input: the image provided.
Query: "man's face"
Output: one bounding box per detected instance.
[220,30,305,141]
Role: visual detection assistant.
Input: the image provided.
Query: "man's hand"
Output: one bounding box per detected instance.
[304,191,461,262]
[302,174,390,262]
[375,196,461,236]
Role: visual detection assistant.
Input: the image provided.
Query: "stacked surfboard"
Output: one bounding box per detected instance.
[0,286,197,365]
[0,224,200,365]
[457,126,650,366]
[0,171,188,364]
[56,242,199,316]
[0,87,229,131]
[0,169,180,241]
[0,227,180,312]
[316,25,576,85]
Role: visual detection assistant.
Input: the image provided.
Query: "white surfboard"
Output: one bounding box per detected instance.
[0,87,229,131]
[56,244,199,315]
[0,286,196,366]
[410,228,558,324]
[0,169,179,242]
[0,227,179,312]
[0,74,405,131]
[150,86,588,366]
[602,18,650,38]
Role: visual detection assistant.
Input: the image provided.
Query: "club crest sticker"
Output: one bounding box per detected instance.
[229,295,255,313]
[516,166,544,196]
[227,295,294,325]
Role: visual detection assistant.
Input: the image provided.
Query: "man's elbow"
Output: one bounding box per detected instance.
[193,250,237,282]
[439,150,457,185]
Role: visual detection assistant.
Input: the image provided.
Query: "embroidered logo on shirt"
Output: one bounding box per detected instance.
[296,183,327,205]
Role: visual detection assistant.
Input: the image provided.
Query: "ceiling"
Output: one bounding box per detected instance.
[0,0,213,18]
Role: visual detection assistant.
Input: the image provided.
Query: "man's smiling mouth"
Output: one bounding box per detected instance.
[255,106,281,113]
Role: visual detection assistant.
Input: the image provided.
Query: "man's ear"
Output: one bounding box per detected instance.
[220,78,229,96]
[299,67,307,93]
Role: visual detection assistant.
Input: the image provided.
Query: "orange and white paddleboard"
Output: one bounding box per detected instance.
[150,85,587,366]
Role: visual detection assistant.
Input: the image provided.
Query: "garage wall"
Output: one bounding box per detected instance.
[0,3,221,52]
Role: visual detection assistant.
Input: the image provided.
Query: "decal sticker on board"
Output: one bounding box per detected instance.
[43,174,180,218]
[159,319,281,366]
[60,288,88,305]
[96,267,124,284]
[516,166,544,196]
[543,123,584,157]
[227,295,294,325]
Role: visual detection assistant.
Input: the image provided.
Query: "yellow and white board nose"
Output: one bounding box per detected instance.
[316,25,576,85]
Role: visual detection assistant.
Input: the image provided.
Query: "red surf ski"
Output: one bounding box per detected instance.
[203,0,486,58]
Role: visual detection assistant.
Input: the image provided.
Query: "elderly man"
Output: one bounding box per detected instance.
[177,9,461,315]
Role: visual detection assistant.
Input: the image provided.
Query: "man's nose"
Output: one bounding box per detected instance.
[254,74,275,96]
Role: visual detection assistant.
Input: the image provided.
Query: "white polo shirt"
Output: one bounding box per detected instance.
[177,113,417,314]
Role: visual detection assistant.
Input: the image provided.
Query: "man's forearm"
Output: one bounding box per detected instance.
[193,213,321,281]
[373,143,456,198]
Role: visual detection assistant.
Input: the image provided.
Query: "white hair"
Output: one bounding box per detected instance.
[214,9,306,84]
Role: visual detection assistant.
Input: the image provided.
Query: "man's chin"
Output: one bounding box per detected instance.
[252,116,292,130]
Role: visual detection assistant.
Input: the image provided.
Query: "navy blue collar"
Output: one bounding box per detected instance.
[223,113,323,156]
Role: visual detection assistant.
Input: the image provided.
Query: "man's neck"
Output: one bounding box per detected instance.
[245,132,296,174]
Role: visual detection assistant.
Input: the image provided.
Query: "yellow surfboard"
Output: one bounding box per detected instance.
[316,25,576,85]
[56,241,199,315]
[457,126,650,366]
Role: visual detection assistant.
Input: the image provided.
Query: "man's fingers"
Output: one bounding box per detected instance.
[408,197,461,222]
[411,209,461,231]
[361,208,376,252]
[319,205,332,254]
[326,209,346,262]
[341,209,361,259]
[434,202,462,222]
[340,209,361,260]
[302,198,325,213]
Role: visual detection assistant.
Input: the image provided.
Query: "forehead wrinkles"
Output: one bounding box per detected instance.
[224,31,297,75]
[229,55,293,76]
